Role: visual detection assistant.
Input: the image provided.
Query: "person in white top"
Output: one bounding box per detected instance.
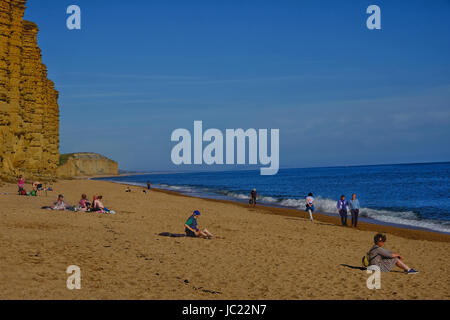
[305,192,315,221]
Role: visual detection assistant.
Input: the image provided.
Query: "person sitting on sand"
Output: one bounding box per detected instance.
[78,194,91,211]
[53,194,68,210]
[249,189,257,207]
[305,192,315,221]
[184,210,214,239]
[337,195,349,226]
[32,181,43,196]
[92,195,115,214]
[368,233,419,274]
[125,187,131,193]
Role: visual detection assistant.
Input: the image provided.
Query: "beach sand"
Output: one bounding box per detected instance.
[0,179,448,300]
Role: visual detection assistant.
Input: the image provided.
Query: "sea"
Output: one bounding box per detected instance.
[94,162,450,234]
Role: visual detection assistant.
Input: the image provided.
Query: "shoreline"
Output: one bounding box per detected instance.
[103,179,450,243]
[1,178,449,299]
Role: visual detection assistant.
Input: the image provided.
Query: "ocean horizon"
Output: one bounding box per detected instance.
[95,161,450,234]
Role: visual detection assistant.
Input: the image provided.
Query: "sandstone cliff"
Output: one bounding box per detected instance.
[57,153,119,178]
[0,0,59,181]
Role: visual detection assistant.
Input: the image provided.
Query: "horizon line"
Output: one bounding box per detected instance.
[118,160,450,175]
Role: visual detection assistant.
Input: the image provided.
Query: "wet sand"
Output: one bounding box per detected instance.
[0,179,448,299]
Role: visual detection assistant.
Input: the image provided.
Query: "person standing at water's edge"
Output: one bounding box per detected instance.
[249,189,257,207]
[305,192,315,221]
[337,195,349,226]
[348,193,360,228]
[147,181,151,190]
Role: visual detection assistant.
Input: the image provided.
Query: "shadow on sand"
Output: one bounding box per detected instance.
[340,264,403,273]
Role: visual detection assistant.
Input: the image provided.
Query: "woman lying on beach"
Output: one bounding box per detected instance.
[368,233,419,274]
[184,210,215,239]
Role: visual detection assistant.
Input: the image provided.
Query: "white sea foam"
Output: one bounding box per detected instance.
[216,192,450,234]
[111,180,450,234]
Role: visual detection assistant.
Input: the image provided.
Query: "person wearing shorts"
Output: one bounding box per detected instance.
[184,210,214,238]
[305,192,315,221]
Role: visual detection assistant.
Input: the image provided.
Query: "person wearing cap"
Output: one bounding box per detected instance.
[249,189,257,207]
[184,210,214,238]
[368,233,419,274]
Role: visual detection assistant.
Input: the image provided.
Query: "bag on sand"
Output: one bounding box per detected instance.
[362,255,369,268]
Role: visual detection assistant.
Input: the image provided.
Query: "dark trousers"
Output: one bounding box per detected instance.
[339,209,348,226]
[351,209,359,227]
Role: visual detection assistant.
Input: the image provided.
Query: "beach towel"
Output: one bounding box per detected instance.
[158,232,186,238]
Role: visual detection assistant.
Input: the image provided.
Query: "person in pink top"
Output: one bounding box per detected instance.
[78,194,91,211]
[18,175,25,193]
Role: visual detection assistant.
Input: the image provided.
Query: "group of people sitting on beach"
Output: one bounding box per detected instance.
[44,194,115,214]
[17,174,418,274]
[17,175,51,197]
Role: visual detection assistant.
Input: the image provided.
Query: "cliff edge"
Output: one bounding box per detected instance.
[57,153,119,178]
[0,0,60,181]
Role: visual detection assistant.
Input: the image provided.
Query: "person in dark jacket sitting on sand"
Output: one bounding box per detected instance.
[368,233,419,274]
[184,210,214,239]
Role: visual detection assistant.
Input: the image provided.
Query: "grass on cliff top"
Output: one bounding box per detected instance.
[59,153,113,166]
[59,153,75,166]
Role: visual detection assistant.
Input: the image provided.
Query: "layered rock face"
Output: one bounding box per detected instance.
[57,153,119,178]
[0,0,59,181]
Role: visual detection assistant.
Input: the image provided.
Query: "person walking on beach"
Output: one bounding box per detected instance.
[305,192,315,221]
[249,189,257,207]
[348,193,360,227]
[337,195,349,226]
[147,181,151,190]
[184,210,214,239]
[368,233,419,274]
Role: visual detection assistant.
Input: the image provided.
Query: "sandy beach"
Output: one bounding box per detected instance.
[0,179,449,300]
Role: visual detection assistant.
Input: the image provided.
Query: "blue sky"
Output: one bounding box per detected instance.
[25,0,450,171]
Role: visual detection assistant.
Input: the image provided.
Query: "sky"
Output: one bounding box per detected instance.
[24,0,450,171]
